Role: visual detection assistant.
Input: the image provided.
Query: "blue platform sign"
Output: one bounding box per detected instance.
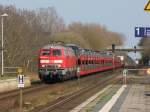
[135,27,150,37]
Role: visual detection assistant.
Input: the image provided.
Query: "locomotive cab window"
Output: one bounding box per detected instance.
[53,49,62,56]
[41,50,50,56]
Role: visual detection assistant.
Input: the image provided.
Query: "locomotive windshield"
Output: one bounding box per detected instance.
[53,49,61,56]
[41,50,50,56]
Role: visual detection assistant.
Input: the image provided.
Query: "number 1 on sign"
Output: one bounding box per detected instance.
[135,27,140,36]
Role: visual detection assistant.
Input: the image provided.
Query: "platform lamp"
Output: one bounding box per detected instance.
[1,13,8,76]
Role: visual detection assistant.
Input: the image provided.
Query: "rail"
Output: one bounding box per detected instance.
[36,74,121,112]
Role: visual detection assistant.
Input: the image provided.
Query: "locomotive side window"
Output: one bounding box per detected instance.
[53,49,61,56]
[78,59,81,65]
[41,50,50,56]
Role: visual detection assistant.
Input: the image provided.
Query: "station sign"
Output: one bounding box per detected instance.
[145,0,150,11]
[123,69,128,76]
[18,75,24,88]
[135,27,150,37]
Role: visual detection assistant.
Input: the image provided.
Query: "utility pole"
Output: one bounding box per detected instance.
[134,46,137,68]
[77,66,80,89]
[1,13,8,76]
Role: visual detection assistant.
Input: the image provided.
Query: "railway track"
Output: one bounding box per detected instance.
[0,82,52,111]
[0,82,48,101]
[33,73,121,112]
[0,70,121,111]
[0,70,117,101]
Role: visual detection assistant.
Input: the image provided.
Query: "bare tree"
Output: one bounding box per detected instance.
[68,22,123,50]
[0,5,123,74]
[0,5,65,73]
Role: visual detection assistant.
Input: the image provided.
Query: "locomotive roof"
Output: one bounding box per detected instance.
[41,44,117,58]
[66,44,80,48]
[42,44,66,49]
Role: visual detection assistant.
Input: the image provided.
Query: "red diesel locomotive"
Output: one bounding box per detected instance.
[38,43,123,82]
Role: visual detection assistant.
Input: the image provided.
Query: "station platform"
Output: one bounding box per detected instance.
[111,84,150,112]
[70,75,150,112]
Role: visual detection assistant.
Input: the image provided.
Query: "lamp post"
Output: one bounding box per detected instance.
[1,13,8,76]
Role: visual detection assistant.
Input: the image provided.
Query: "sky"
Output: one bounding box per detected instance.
[0,0,150,59]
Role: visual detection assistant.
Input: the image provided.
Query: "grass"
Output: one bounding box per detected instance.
[0,75,17,80]
[84,85,121,112]
[0,72,39,82]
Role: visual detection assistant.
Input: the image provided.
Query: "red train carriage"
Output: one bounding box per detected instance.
[38,43,123,82]
[77,50,121,76]
[38,44,77,82]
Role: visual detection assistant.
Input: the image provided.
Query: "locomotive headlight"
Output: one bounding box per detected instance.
[57,64,61,67]
[42,65,45,67]
[54,60,63,63]
[40,60,50,63]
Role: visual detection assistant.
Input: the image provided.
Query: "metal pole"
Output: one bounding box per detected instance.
[123,70,125,85]
[113,53,115,72]
[134,52,136,66]
[18,67,23,112]
[20,88,23,112]
[78,74,80,88]
[1,17,4,76]
[77,66,80,89]
[125,75,127,85]
[1,13,8,77]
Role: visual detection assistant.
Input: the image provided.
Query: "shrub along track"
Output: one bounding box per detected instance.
[0,70,122,112]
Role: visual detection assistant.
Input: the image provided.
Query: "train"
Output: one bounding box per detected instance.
[38,43,123,82]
